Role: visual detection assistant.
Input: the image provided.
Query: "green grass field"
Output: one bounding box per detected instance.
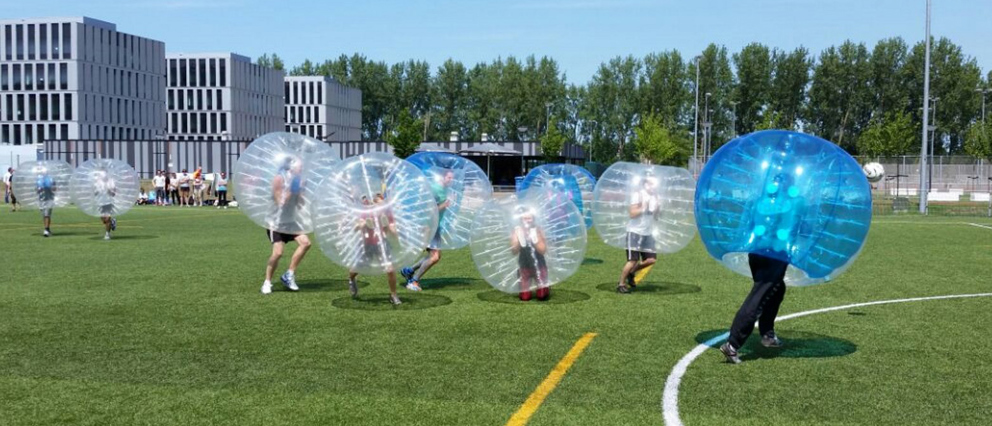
[1,206,990,425]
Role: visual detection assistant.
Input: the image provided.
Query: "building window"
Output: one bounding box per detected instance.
[24,64,32,90]
[219,59,226,86]
[169,59,177,86]
[1,64,6,90]
[65,94,72,121]
[197,89,203,110]
[200,113,207,134]
[284,81,290,103]
[168,90,174,109]
[39,24,47,60]
[210,113,217,133]
[40,93,48,120]
[209,58,216,86]
[4,25,11,60]
[317,82,322,104]
[28,94,36,120]
[27,24,35,60]
[25,124,33,144]
[187,90,194,109]
[198,59,206,88]
[191,113,198,133]
[12,64,20,90]
[15,25,23,60]
[61,124,68,140]
[4,95,11,120]
[181,113,188,133]
[48,63,55,90]
[62,23,71,59]
[293,82,298,104]
[1,125,7,143]
[220,113,227,132]
[180,59,187,86]
[217,89,223,110]
[60,63,68,90]
[51,94,59,120]
[50,24,59,59]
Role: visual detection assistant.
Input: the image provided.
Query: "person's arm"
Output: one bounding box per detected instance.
[534,228,547,255]
[272,175,285,206]
[510,227,522,255]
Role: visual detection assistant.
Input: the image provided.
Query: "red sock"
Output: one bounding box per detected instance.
[536,287,550,301]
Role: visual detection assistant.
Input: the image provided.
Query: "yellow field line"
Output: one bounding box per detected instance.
[506,332,598,426]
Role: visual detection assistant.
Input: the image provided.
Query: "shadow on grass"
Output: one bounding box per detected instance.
[88,234,160,241]
[476,289,591,305]
[595,281,701,296]
[695,329,858,360]
[297,279,369,292]
[419,277,488,291]
[331,293,452,311]
[582,258,604,265]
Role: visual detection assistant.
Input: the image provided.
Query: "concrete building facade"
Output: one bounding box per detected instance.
[283,75,360,142]
[166,52,284,141]
[0,16,166,145]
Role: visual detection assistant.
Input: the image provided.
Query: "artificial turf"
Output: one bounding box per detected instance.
[1,207,990,425]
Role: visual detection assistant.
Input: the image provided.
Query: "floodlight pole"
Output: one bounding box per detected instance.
[919,0,931,214]
[693,56,701,172]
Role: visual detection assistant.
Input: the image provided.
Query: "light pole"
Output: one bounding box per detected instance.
[703,92,712,162]
[693,56,701,173]
[729,101,738,137]
[919,0,931,214]
[977,88,990,122]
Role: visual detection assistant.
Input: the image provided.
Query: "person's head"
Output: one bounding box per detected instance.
[374,193,385,203]
[641,171,658,191]
[182,169,187,173]
[7,167,11,173]
[361,195,370,205]
[442,170,454,186]
[515,206,536,227]
[220,172,226,178]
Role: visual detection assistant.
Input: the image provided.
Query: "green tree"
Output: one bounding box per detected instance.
[634,114,690,166]
[387,109,422,158]
[431,59,469,140]
[465,61,502,140]
[769,47,811,129]
[856,110,917,158]
[733,43,773,134]
[640,50,691,127]
[256,53,284,70]
[582,55,642,161]
[964,120,992,161]
[869,38,910,117]
[689,44,736,151]
[290,59,317,76]
[807,41,872,152]
[540,120,567,163]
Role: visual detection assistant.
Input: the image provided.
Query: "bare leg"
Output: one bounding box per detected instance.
[388,272,397,297]
[618,260,637,287]
[413,249,441,281]
[266,242,285,282]
[287,235,311,272]
[631,257,656,273]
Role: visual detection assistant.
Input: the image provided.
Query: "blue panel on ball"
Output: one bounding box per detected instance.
[518,164,596,229]
[694,130,872,285]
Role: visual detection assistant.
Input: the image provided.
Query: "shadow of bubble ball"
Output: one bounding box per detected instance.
[331,293,452,311]
[694,329,858,360]
[595,281,701,296]
[296,279,370,293]
[476,289,591,305]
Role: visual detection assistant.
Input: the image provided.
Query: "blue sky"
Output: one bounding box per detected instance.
[5,0,990,83]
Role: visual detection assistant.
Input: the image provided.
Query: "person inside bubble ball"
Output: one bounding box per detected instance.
[719,173,804,364]
[401,169,455,291]
[617,171,660,293]
[93,170,118,241]
[511,206,550,301]
[36,167,57,237]
[260,156,310,295]
[349,193,402,305]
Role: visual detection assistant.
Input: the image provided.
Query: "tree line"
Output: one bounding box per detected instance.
[257,36,992,165]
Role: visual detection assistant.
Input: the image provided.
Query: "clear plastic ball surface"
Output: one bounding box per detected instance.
[592,162,696,254]
[233,132,337,234]
[406,152,493,250]
[519,163,596,229]
[470,189,587,294]
[11,160,73,210]
[695,130,873,286]
[313,152,439,275]
[69,158,140,218]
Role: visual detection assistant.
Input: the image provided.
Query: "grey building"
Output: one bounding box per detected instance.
[284,75,360,142]
[166,52,284,141]
[0,16,166,145]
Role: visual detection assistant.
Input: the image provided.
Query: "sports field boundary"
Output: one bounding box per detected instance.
[661,292,992,426]
[506,332,598,426]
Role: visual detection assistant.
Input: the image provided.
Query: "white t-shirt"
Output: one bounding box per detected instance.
[627,189,659,235]
[152,175,166,188]
[178,173,190,187]
[2,171,11,186]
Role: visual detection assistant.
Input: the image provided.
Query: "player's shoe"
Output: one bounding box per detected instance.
[720,342,742,364]
[348,278,359,298]
[405,280,422,291]
[400,267,415,281]
[280,271,299,291]
[389,294,403,305]
[104,232,111,240]
[761,332,782,348]
[616,284,631,294]
[43,229,50,237]
[260,280,273,295]
[626,273,636,289]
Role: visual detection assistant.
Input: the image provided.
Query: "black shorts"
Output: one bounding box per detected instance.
[364,242,391,262]
[266,229,298,244]
[626,232,657,261]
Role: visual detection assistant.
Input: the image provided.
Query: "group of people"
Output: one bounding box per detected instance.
[144,168,229,208]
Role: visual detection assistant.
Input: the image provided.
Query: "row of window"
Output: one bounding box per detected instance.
[232,90,283,117]
[81,24,163,72]
[167,88,224,111]
[82,94,163,127]
[168,57,227,88]
[1,23,72,61]
[285,124,325,139]
[230,59,283,95]
[0,63,68,91]
[285,80,324,105]
[2,93,72,121]
[0,123,70,144]
[82,63,163,101]
[168,112,228,135]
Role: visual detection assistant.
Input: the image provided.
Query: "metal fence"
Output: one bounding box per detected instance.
[43,139,253,179]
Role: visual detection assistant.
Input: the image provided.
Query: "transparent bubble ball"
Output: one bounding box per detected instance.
[11,160,74,210]
[406,152,493,250]
[519,163,596,229]
[70,158,140,218]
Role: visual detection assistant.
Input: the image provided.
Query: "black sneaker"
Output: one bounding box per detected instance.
[627,272,636,289]
[616,284,631,294]
[720,342,742,364]
[761,332,782,348]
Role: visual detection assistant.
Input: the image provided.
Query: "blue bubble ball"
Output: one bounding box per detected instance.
[519,164,596,229]
[695,130,873,286]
